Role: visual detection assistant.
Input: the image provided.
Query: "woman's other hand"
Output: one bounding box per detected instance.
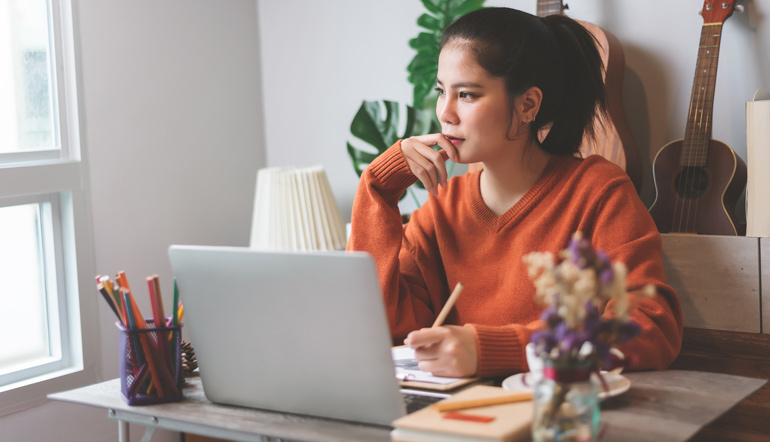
[403,325,478,377]
[400,134,459,196]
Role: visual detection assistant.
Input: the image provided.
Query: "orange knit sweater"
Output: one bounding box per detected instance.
[348,142,683,378]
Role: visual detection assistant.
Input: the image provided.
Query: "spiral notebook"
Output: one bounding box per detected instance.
[168,246,470,426]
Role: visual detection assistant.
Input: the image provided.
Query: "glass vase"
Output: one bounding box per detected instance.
[532,359,599,442]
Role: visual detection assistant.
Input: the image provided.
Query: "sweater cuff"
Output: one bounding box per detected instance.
[465,323,525,378]
[368,141,418,192]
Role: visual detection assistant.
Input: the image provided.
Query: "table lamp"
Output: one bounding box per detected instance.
[249,165,346,251]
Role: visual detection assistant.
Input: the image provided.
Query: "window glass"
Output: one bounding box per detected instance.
[0,0,57,153]
[0,203,51,373]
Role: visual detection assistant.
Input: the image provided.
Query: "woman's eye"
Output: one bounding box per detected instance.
[434,87,445,95]
[459,92,475,99]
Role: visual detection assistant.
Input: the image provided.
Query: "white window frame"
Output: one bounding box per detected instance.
[0,0,99,416]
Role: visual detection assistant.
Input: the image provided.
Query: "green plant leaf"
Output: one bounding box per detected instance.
[409,33,440,50]
[406,0,486,109]
[417,13,442,31]
[413,82,436,112]
[421,0,442,15]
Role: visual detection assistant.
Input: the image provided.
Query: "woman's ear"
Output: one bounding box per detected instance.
[517,86,543,123]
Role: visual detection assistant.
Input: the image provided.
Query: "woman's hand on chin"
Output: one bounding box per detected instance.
[400,134,459,196]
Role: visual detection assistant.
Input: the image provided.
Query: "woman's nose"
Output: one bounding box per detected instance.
[438,98,458,126]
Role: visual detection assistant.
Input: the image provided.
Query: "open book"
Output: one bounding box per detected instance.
[747,89,770,237]
[393,346,478,391]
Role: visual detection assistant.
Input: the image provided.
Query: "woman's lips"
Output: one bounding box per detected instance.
[444,135,464,146]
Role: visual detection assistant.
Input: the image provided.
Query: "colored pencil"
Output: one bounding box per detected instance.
[122,289,145,368]
[122,288,168,397]
[432,392,533,412]
[100,275,123,318]
[148,275,171,368]
[172,279,179,326]
[97,283,121,322]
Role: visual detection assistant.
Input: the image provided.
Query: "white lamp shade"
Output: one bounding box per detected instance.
[249,165,346,251]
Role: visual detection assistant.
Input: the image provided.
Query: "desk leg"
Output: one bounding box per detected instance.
[108,409,158,442]
[140,426,156,442]
[119,420,129,442]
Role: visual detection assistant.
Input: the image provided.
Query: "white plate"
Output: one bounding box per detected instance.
[502,371,631,400]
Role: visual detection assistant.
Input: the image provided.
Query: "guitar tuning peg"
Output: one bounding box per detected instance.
[563,3,569,11]
[734,4,745,13]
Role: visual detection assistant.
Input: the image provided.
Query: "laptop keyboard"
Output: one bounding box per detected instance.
[402,391,445,414]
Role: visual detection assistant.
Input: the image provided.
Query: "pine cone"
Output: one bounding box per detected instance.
[181,341,198,377]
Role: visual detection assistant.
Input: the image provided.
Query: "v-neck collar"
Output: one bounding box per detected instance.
[468,155,570,231]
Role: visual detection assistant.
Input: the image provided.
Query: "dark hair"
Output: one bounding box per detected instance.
[440,8,606,156]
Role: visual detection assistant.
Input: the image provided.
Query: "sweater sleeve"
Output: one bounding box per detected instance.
[464,321,542,378]
[586,178,684,370]
[347,141,445,342]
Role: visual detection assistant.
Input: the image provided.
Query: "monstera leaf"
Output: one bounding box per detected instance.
[407,0,485,109]
[347,100,440,201]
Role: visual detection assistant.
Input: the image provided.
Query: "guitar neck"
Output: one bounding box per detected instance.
[537,0,564,17]
[682,22,725,167]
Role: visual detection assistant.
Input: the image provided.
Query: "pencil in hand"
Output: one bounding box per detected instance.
[432,282,464,327]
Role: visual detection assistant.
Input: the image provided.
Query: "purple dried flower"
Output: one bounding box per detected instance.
[526,232,641,368]
[540,307,561,328]
[597,251,614,284]
[568,235,596,269]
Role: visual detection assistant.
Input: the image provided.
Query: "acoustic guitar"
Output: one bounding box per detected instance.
[648,0,746,236]
[467,1,643,194]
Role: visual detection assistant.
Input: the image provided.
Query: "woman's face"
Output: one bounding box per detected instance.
[436,44,523,164]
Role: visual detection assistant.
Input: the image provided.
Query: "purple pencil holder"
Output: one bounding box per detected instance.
[117,319,183,405]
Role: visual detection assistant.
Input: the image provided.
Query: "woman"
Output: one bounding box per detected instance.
[347,7,682,378]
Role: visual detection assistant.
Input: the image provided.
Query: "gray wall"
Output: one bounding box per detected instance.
[1,0,264,441]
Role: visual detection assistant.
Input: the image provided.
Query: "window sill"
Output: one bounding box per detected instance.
[0,364,99,417]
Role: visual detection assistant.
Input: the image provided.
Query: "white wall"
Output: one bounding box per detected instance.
[0,1,264,441]
[257,0,770,213]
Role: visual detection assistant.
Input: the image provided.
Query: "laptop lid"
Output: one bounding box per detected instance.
[168,245,407,426]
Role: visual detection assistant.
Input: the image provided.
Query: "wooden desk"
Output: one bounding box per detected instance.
[670,328,770,441]
[48,370,764,442]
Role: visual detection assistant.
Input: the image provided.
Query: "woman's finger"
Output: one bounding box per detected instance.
[412,142,449,189]
[401,139,441,194]
[404,327,444,349]
[411,134,459,164]
[406,153,439,194]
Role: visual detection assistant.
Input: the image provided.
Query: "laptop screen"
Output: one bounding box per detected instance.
[169,245,408,425]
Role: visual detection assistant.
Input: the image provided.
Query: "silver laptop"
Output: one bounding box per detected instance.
[168,245,425,426]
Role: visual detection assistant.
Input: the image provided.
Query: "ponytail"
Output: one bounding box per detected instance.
[536,15,606,155]
[441,8,607,155]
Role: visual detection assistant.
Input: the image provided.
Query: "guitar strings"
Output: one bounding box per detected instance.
[685,25,710,234]
[674,25,705,233]
[674,23,721,234]
[693,24,721,234]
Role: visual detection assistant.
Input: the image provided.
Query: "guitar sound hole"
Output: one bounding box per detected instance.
[674,167,709,199]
